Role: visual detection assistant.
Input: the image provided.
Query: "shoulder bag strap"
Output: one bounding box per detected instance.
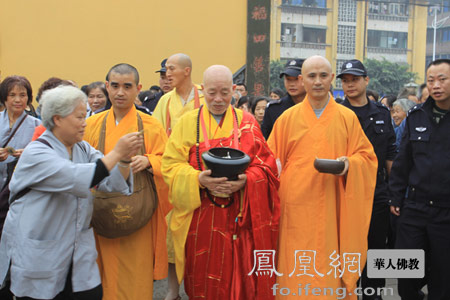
[136,112,145,156]
[2,114,28,148]
[97,112,109,153]
[35,138,54,149]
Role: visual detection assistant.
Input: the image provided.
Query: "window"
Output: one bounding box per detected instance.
[368,30,408,49]
[427,29,434,43]
[441,28,450,42]
[369,2,380,14]
[283,0,326,8]
[444,1,450,12]
[281,23,297,42]
[303,27,326,43]
[369,1,408,16]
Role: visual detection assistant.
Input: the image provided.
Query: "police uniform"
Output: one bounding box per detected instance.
[261,59,304,139]
[261,94,295,139]
[342,98,396,203]
[389,97,450,300]
[140,90,162,113]
[341,98,396,299]
[337,58,399,300]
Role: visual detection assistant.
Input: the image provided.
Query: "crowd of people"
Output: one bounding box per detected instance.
[0,53,448,300]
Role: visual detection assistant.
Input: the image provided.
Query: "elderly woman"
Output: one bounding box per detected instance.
[0,85,143,300]
[392,98,416,127]
[392,98,416,151]
[0,76,41,231]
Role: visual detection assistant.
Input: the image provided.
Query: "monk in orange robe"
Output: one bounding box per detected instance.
[162,65,280,299]
[268,56,377,300]
[84,63,169,300]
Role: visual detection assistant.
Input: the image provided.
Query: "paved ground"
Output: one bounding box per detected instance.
[153,278,188,300]
[153,278,429,299]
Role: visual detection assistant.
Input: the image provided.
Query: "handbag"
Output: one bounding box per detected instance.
[91,112,158,238]
[0,114,28,235]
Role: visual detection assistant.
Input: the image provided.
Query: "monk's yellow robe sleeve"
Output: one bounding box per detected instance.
[161,110,202,282]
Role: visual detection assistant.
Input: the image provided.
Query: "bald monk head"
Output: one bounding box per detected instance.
[165,53,193,89]
[300,55,335,104]
[202,65,236,115]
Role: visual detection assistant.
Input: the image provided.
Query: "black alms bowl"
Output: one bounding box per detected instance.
[202,147,251,180]
[313,158,345,174]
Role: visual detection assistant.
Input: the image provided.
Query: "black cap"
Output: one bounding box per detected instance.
[155,58,167,73]
[280,59,304,78]
[337,59,367,79]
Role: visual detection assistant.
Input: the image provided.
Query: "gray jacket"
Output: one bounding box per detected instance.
[0,110,41,188]
[0,130,132,299]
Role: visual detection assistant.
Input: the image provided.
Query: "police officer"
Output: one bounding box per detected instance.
[138,58,172,113]
[338,59,396,300]
[389,59,450,300]
[261,59,305,139]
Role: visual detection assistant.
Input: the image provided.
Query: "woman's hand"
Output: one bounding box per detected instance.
[0,148,8,161]
[113,132,144,160]
[12,148,24,158]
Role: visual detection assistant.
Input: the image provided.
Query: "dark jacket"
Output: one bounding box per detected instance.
[342,98,396,204]
[389,97,450,208]
[140,90,163,113]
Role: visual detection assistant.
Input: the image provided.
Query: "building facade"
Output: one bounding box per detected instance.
[426,0,450,68]
[271,0,428,91]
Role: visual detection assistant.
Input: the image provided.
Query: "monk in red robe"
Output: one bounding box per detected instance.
[161,65,280,299]
[268,56,378,300]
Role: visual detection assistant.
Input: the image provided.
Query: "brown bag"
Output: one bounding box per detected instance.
[91,112,158,238]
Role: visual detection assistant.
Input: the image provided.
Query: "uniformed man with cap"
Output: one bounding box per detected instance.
[156,58,172,94]
[338,59,396,300]
[261,58,305,139]
[389,58,450,300]
[139,58,172,113]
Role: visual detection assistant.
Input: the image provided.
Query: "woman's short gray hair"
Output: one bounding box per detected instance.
[393,98,416,113]
[40,85,87,130]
